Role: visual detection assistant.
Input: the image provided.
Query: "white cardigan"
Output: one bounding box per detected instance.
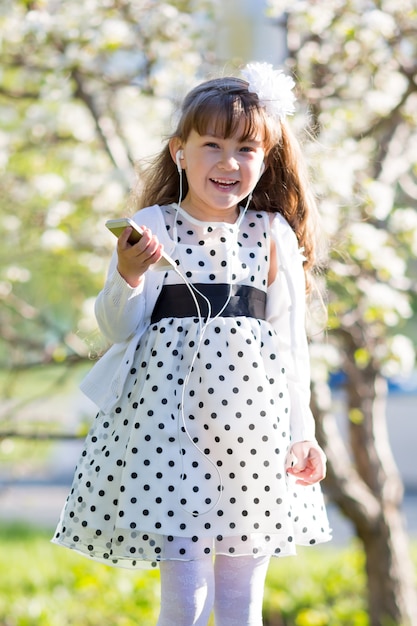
[80,205,316,443]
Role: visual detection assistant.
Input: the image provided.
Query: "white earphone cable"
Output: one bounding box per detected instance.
[167,165,253,515]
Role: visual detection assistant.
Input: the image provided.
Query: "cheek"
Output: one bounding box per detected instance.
[186,155,211,174]
[246,155,265,179]
[246,164,263,185]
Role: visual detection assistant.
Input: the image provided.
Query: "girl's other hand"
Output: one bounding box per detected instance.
[116,225,164,287]
[285,441,327,486]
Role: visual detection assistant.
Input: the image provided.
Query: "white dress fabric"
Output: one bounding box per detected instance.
[53,205,331,569]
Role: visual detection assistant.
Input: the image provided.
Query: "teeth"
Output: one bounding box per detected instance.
[212,179,236,185]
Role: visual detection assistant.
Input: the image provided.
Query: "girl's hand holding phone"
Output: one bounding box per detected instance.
[117,225,164,287]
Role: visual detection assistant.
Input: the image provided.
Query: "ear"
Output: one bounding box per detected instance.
[169,137,184,171]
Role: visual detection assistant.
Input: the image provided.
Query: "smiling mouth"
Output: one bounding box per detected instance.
[210,178,239,189]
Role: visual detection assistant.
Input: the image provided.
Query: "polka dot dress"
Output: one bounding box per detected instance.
[53,205,332,568]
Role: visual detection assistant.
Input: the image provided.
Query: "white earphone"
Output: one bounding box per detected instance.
[176,149,184,173]
[259,161,266,178]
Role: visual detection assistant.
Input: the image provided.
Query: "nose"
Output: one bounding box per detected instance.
[218,151,239,171]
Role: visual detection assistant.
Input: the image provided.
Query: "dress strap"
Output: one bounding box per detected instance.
[151,283,266,323]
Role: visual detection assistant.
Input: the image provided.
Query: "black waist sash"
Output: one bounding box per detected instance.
[151,283,266,322]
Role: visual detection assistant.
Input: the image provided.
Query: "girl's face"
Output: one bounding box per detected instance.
[178,122,266,223]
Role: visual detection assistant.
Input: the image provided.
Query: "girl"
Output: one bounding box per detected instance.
[53,62,332,626]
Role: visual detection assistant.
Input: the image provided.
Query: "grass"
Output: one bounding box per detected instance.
[0,522,371,626]
[0,523,161,626]
[1,522,416,625]
[264,545,369,626]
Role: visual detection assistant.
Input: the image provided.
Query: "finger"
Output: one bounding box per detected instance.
[295,461,326,485]
[144,243,164,265]
[289,451,326,484]
[287,455,308,474]
[139,236,163,263]
[285,450,299,472]
[118,226,135,248]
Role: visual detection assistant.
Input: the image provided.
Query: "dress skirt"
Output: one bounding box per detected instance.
[52,314,332,569]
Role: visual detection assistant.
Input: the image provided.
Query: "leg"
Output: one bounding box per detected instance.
[157,555,215,626]
[214,554,270,626]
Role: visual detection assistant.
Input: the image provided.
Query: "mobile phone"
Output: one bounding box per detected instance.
[105,217,175,271]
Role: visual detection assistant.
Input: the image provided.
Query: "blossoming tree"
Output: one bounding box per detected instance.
[267,1,417,624]
[0,0,216,372]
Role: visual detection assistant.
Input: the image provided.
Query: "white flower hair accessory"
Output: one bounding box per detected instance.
[241,62,296,121]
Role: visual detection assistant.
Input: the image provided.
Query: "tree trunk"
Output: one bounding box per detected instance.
[358,508,417,626]
[345,365,417,626]
[311,369,417,626]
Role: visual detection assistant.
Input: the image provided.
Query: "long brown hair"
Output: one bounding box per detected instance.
[131,76,325,290]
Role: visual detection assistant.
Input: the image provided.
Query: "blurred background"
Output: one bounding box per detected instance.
[1,1,416,625]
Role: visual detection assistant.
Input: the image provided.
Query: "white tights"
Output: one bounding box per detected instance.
[156,552,270,626]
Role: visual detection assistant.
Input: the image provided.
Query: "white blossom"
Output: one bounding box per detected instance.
[365,180,394,220]
[40,229,71,250]
[3,266,31,283]
[32,173,66,198]
[46,201,75,228]
[358,280,412,325]
[377,335,416,378]
[390,208,417,233]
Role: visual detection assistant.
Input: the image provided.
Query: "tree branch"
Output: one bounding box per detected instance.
[71,68,133,186]
[0,85,41,99]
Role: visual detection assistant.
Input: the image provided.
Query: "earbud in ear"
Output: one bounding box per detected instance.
[259,162,266,177]
[176,150,184,174]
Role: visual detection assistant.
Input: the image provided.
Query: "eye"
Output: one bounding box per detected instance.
[205,141,220,148]
[240,146,255,153]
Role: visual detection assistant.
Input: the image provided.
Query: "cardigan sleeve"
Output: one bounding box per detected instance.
[266,213,316,443]
[94,251,147,344]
